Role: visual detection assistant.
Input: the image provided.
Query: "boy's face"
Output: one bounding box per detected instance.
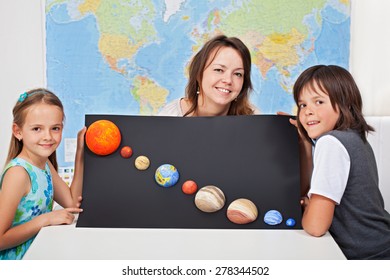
[298,83,340,139]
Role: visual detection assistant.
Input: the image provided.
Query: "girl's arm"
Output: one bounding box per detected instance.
[0,166,32,250]
[0,167,81,251]
[301,194,336,237]
[51,127,86,208]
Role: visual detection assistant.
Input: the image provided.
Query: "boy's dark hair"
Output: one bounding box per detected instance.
[293,65,373,143]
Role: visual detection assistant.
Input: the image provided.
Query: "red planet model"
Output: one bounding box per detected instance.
[120,146,133,158]
[182,180,198,195]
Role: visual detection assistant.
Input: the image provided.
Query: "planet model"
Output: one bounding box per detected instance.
[227,198,258,225]
[134,155,150,170]
[120,146,133,158]
[85,120,121,156]
[155,164,180,188]
[264,209,283,225]
[286,218,296,227]
[182,180,198,195]
[194,185,225,213]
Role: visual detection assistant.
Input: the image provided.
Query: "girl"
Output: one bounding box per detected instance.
[0,88,86,260]
[294,65,390,259]
[158,34,260,116]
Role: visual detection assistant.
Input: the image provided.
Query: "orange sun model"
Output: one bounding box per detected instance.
[85,120,121,156]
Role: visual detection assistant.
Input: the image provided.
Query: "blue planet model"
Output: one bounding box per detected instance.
[264,209,283,225]
[155,164,180,188]
[286,218,296,227]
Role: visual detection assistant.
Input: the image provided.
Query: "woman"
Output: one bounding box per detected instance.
[158,34,260,116]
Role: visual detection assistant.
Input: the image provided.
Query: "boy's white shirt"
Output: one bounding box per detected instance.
[308,135,350,205]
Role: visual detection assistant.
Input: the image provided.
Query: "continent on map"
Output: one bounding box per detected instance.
[132,76,169,115]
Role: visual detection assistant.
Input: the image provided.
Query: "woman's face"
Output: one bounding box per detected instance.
[199,46,244,111]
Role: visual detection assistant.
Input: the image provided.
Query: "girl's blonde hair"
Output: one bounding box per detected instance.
[6,88,65,170]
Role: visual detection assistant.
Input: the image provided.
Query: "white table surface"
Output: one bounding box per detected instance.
[23,220,346,260]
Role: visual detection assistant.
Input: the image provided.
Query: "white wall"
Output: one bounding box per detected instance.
[1,0,390,167]
[350,0,390,117]
[0,0,45,167]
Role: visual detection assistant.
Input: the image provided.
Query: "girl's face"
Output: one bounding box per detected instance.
[14,103,63,167]
[298,82,340,139]
[199,46,244,113]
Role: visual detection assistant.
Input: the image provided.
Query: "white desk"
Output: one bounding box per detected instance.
[23,221,346,260]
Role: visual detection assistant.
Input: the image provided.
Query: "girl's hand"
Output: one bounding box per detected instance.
[77,126,87,150]
[44,207,83,226]
[76,196,83,208]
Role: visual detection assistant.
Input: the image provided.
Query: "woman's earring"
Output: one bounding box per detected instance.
[196,87,200,95]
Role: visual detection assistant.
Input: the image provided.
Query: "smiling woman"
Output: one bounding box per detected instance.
[158,34,260,117]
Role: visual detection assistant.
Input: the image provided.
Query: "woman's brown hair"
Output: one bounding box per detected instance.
[184,34,254,116]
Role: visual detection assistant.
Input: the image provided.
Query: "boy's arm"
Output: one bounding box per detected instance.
[301,194,335,237]
[298,136,313,196]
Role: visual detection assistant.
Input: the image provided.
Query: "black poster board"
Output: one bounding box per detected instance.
[77,114,302,229]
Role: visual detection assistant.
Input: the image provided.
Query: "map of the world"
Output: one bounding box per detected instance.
[46,0,351,166]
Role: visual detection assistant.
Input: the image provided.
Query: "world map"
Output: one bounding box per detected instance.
[45,0,350,166]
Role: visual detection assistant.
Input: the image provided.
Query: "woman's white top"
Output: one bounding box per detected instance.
[157,98,261,116]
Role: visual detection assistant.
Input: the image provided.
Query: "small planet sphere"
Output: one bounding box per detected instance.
[134,155,150,170]
[227,198,258,225]
[120,146,133,158]
[194,185,225,213]
[182,180,198,195]
[286,218,296,227]
[155,164,180,188]
[264,209,283,226]
[85,120,121,156]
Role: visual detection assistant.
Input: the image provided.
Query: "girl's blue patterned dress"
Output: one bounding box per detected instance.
[0,158,53,260]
